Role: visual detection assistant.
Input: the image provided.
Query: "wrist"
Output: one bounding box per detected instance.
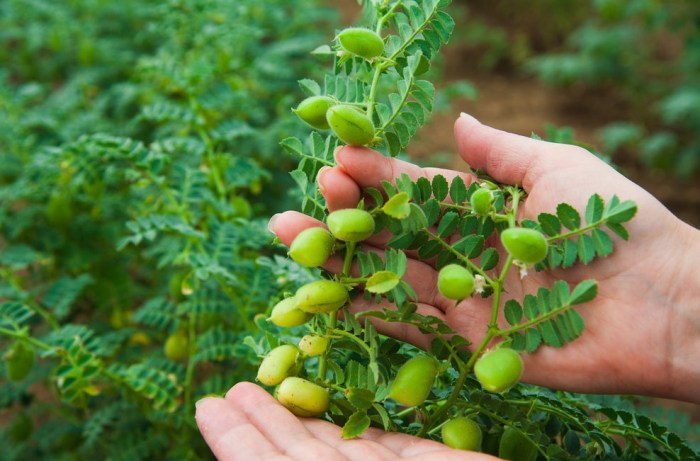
[663,221,700,403]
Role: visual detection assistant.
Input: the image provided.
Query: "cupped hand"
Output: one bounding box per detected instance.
[195,382,498,461]
[270,114,700,403]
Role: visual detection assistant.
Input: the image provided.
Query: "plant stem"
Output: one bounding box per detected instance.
[183,315,197,423]
[318,241,356,381]
[547,220,605,242]
[418,241,515,436]
[329,328,372,355]
[0,326,54,351]
[490,254,513,329]
[0,270,60,330]
[424,230,494,285]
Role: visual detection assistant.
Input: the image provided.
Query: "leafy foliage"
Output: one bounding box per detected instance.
[526,0,700,177]
[0,0,338,459]
[0,1,696,460]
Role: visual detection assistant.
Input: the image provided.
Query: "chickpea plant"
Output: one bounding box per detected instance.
[251,1,699,460]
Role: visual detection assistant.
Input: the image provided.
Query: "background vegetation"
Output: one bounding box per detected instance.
[0,0,697,459]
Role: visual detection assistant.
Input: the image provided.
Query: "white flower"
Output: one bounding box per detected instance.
[515,260,529,279]
[474,274,486,294]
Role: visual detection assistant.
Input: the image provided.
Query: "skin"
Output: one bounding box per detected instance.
[196,382,499,461]
[196,114,700,460]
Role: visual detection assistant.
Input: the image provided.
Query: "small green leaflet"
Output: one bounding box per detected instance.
[504,280,595,352]
[366,271,401,294]
[540,194,637,269]
[346,388,375,411]
[383,192,411,219]
[342,411,371,439]
[570,280,597,304]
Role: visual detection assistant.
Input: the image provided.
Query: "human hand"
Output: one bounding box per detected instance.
[270,114,700,403]
[195,382,498,461]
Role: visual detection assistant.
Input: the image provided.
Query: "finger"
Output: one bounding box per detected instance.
[301,419,397,460]
[453,113,590,191]
[318,165,362,212]
[225,382,341,459]
[347,298,447,350]
[270,211,450,308]
[364,428,499,460]
[269,211,324,247]
[335,146,475,192]
[195,395,280,461]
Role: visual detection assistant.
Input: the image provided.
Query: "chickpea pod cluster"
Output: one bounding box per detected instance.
[261,187,537,437]
[292,27,387,146]
[261,207,377,416]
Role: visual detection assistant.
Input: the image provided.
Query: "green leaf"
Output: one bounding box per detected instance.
[585,194,604,224]
[385,131,402,156]
[365,187,385,207]
[550,280,570,306]
[385,249,408,276]
[562,239,578,268]
[432,175,448,201]
[504,300,522,326]
[546,245,563,268]
[346,388,375,411]
[41,274,93,320]
[405,203,428,231]
[570,280,598,305]
[298,79,321,96]
[453,235,484,259]
[540,318,563,347]
[387,232,417,249]
[606,222,629,240]
[418,240,442,259]
[591,229,613,257]
[523,294,539,320]
[557,203,581,230]
[365,271,401,294]
[577,234,596,265]
[383,192,411,219]
[606,199,637,224]
[381,180,397,197]
[423,199,441,226]
[371,403,392,431]
[343,411,371,439]
[480,248,499,270]
[0,302,35,330]
[538,213,561,236]
[0,244,41,269]
[437,211,459,237]
[395,174,415,198]
[449,176,467,205]
[416,177,432,202]
[525,329,542,353]
[561,309,585,342]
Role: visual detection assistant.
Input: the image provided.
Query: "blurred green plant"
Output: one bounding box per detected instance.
[450,0,590,70]
[0,0,336,459]
[526,0,700,177]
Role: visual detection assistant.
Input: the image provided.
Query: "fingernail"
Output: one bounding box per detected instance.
[267,213,281,233]
[195,396,217,409]
[333,146,345,166]
[317,166,331,195]
[460,112,480,123]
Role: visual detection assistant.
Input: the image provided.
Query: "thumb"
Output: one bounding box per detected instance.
[453,113,591,191]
